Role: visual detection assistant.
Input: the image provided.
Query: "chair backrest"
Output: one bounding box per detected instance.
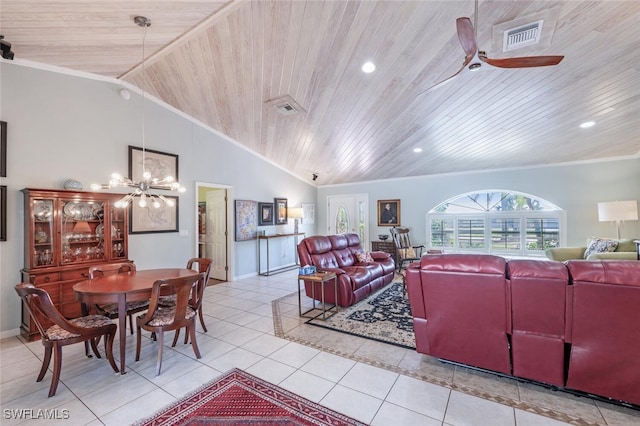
[89,262,136,279]
[15,283,85,339]
[390,227,413,250]
[141,273,206,327]
[186,258,212,283]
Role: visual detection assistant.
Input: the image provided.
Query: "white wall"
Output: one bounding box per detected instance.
[0,61,316,334]
[317,159,640,248]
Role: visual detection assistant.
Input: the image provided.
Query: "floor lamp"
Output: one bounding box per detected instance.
[597,200,638,239]
[288,207,304,265]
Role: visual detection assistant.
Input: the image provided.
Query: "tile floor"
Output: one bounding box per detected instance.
[1,270,638,425]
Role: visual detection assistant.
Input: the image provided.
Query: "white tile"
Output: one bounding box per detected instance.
[162,365,223,398]
[300,351,356,383]
[320,384,383,424]
[278,370,335,403]
[204,347,262,372]
[337,362,399,399]
[444,390,515,426]
[241,333,289,356]
[371,401,442,426]
[245,358,296,385]
[101,388,176,426]
[217,326,263,346]
[385,374,451,420]
[268,342,320,368]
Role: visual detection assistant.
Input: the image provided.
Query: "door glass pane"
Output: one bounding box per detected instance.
[32,199,54,267]
[335,206,349,234]
[61,200,106,264]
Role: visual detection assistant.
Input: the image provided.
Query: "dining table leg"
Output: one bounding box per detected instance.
[117,294,127,374]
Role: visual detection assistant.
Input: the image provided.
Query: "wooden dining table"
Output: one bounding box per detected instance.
[73,268,200,374]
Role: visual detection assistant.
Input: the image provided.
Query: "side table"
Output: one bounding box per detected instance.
[298,272,338,320]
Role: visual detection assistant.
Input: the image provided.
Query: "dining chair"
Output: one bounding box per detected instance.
[159,258,212,342]
[15,283,119,397]
[135,273,205,376]
[89,262,149,335]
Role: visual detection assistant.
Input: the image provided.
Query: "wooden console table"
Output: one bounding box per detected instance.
[258,232,305,276]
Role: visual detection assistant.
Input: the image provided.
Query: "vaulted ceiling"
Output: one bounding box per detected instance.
[2,1,639,185]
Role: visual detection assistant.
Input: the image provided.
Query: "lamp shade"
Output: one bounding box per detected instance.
[598,201,638,222]
[287,207,304,219]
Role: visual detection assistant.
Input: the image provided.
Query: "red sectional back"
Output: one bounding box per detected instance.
[565,260,640,405]
[298,236,340,269]
[328,234,357,267]
[507,260,568,386]
[418,254,511,374]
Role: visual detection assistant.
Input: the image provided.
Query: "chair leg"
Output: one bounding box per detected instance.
[84,341,93,358]
[183,327,189,344]
[198,309,208,333]
[128,314,134,335]
[171,329,181,347]
[135,325,142,362]
[90,337,102,359]
[103,332,119,374]
[49,345,62,397]
[156,331,164,376]
[189,322,201,359]
[37,346,52,382]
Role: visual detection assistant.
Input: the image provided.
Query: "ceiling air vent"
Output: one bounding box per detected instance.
[503,20,543,52]
[266,95,306,117]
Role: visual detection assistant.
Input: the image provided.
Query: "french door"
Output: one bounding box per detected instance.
[327,194,369,248]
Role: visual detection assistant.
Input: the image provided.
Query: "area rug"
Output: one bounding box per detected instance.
[133,368,366,426]
[306,281,415,349]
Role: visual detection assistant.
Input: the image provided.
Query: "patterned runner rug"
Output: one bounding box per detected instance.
[134,368,366,426]
[306,281,415,349]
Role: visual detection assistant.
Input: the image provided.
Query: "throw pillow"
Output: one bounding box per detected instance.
[399,247,416,258]
[355,251,374,263]
[583,237,618,259]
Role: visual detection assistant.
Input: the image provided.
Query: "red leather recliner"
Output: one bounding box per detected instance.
[297,233,395,307]
[406,254,512,375]
[507,260,568,387]
[565,260,640,406]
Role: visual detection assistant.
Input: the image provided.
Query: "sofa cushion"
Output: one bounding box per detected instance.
[583,237,618,259]
[355,251,374,263]
[398,247,416,258]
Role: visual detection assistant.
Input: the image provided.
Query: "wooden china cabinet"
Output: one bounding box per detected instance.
[20,188,132,341]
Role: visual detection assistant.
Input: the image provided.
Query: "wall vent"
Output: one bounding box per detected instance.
[503,20,543,52]
[266,95,306,117]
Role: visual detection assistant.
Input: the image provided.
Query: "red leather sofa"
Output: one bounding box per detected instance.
[297,233,395,307]
[406,254,640,406]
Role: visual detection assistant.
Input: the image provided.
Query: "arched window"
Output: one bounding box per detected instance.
[428,190,565,257]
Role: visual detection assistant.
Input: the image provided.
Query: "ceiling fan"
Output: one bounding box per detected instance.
[419,0,564,95]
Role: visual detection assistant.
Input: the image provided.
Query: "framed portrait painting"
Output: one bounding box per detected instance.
[130,196,179,234]
[235,200,258,241]
[274,198,288,225]
[258,202,274,226]
[129,145,178,183]
[377,199,400,226]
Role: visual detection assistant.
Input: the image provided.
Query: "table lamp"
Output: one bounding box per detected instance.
[288,207,304,234]
[597,200,638,239]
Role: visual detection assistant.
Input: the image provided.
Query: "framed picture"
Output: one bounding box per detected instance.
[301,203,315,225]
[0,185,6,241]
[1,121,6,177]
[129,145,178,183]
[129,196,179,234]
[258,202,274,226]
[377,199,401,226]
[235,200,258,241]
[274,198,288,225]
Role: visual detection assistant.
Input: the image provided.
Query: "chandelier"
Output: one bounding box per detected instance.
[90,16,185,208]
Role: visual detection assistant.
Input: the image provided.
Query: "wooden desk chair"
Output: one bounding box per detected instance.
[390,227,425,273]
[15,283,119,397]
[135,273,205,376]
[89,262,148,335]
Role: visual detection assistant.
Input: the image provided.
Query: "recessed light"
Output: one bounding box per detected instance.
[580,121,595,128]
[361,61,376,73]
[413,148,423,153]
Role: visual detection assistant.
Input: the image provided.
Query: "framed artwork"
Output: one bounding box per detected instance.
[377,199,401,226]
[258,202,274,226]
[1,121,6,177]
[130,196,179,234]
[274,198,288,225]
[0,185,6,241]
[301,203,315,224]
[129,145,178,183]
[235,200,258,241]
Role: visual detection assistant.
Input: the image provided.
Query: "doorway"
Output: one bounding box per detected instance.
[195,182,231,281]
[327,194,369,248]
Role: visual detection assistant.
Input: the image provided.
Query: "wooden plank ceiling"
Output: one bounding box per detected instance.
[2,0,639,185]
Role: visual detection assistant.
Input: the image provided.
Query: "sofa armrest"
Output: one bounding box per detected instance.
[370,251,391,261]
[586,251,637,260]
[545,247,586,261]
[316,267,346,275]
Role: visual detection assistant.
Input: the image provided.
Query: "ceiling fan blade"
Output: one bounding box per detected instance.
[479,55,564,68]
[456,17,477,58]
[417,56,473,97]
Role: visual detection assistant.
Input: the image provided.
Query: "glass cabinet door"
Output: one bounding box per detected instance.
[110,206,126,260]
[32,199,55,268]
[60,199,106,265]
